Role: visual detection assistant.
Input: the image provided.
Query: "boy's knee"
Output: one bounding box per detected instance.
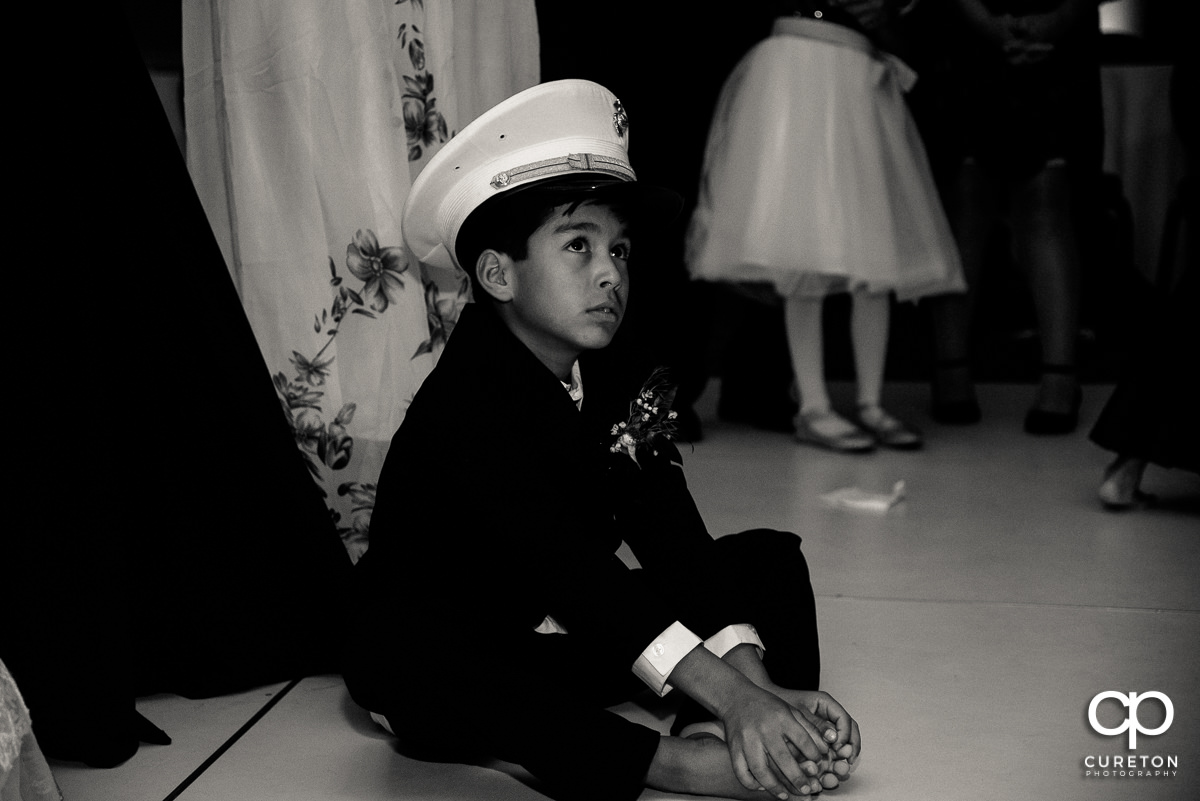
[717,529,814,595]
[721,528,805,562]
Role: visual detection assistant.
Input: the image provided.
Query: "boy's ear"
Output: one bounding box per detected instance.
[476,249,514,303]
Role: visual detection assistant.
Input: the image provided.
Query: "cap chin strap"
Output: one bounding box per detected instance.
[490,152,635,189]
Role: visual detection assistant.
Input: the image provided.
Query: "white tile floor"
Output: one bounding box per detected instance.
[48,382,1199,801]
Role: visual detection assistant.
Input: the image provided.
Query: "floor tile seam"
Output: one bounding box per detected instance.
[816,593,1200,616]
[160,677,302,801]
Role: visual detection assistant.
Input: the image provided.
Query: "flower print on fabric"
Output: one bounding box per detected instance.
[396,6,450,163]
[346,229,408,313]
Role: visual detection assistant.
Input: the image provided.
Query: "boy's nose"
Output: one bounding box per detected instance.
[595,255,625,289]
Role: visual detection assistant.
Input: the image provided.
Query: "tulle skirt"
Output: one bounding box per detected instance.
[686,17,965,302]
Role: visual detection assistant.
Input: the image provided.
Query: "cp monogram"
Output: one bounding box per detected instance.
[1088,691,1174,749]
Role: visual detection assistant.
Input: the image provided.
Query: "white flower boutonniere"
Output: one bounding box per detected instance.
[609,367,678,467]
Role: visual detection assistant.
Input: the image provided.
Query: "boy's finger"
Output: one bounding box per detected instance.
[785,713,830,762]
[749,756,791,800]
[816,696,860,758]
[847,717,862,762]
[791,704,837,744]
[811,694,853,747]
[785,742,822,776]
[766,747,814,797]
[729,748,758,792]
[733,745,787,800]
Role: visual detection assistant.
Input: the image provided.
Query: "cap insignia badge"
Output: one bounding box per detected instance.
[613,99,629,138]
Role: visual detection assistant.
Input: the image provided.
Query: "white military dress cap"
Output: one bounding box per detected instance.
[402,79,679,274]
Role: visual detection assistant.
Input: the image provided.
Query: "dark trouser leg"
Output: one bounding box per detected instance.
[929,161,995,414]
[354,629,660,801]
[1011,163,1082,413]
[345,531,820,797]
[667,529,822,734]
[713,529,820,689]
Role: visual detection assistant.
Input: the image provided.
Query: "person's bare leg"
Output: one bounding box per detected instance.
[784,294,832,417]
[850,290,889,411]
[785,293,875,450]
[849,290,921,447]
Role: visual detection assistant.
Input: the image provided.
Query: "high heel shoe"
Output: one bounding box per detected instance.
[1024,364,1081,435]
[930,357,981,425]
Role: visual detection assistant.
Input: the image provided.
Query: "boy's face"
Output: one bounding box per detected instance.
[500,201,631,376]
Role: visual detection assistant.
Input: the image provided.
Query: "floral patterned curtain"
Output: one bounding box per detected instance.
[182,0,539,562]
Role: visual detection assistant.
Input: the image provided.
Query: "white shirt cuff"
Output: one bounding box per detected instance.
[631,621,702,697]
[704,624,764,659]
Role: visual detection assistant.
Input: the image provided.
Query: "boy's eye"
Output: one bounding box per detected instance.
[611,243,631,261]
[566,238,589,253]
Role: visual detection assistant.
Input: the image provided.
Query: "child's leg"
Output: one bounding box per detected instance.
[668,527,820,745]
[784,293,872,449]
[718,529,821,690]
[658,529,856,794]
[666,529,822,691]
[352,628,660,801]
[783,294,830,415]
[848,289,889,409]
[851,290,922,448]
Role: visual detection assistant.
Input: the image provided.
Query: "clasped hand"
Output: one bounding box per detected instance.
[721,684,859,797]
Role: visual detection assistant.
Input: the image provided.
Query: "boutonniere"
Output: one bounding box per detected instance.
[609,367,678,467]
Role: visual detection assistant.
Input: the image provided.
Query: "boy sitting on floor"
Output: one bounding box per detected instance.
[343,79,860,801]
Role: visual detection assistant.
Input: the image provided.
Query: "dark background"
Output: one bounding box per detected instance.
[117,0,1191,387]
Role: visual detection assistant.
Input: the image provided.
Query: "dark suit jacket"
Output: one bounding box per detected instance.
[342,303,821,801]
[348,302,753,700]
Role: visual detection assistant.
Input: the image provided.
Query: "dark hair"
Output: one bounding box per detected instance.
[455,179,634,301]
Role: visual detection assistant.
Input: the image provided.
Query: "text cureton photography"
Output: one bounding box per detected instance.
[1083,754,1179,779]
[1083,691,1180,780]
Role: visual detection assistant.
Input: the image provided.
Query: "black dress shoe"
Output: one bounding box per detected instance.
[931,397,982,425]
[1023,400,1080,435]
[930,357,981,425]
[1024,364,1081,435]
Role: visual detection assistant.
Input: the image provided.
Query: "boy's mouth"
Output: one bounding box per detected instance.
[586,302,621,319]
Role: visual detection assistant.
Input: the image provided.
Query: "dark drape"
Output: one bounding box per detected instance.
[5,7,353,768]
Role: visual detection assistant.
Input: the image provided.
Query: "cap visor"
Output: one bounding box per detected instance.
[588,180,684,227]
[498,174,683,226]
